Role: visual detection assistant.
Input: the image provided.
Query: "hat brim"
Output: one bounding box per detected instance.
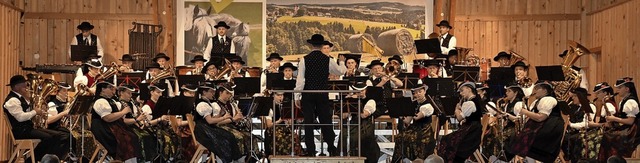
[493,54,511,61]
[120,58,136,62]
[153,56,170,62]
[214,25,230,29]
[148,85,166,92]
[616,81,633,87]
[307,40,325,45]
[190,59,208,63]
[77,25,94,30]
[388,58,404,65]
[279,66,298,71]
[366,63,384,69]
[436,24,452,28]
[146,66,163,70]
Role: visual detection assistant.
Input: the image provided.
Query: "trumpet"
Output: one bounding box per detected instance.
[264,65,279,74]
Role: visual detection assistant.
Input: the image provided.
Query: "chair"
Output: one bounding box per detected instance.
[555,113,571,163]
[86,114,108,162]
[186,114,215,163]
[472,114,492,163]
[431,115,440,155]
[5,114,40,163]
[375,115,397,141]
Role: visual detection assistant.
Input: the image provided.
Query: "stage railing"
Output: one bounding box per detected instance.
[270,89,363,157]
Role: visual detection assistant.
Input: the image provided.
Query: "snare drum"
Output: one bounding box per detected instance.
[412,59,429,79]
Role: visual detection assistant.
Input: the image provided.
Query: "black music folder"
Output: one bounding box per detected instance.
[177,75,205,87]
[536,65,566,81]
[168,95,196,116]
[452,66,480,82]
[366,86,384,102]
[153,97,173,119]
[487,67,516,85]
[70,45,97,61]
[386,97,415,117]
[422,78,456,97]
[265,73,284,89]
[415,39,442,54]
[233,77,261,97]
[253,97,273,117]
[209,53,237,67]
[328,80,350,90]
[69,95,94,115]
[397,73,420,90]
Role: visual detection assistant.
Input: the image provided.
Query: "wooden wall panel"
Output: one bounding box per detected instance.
[0,3,25,161]
[586,0,639,89]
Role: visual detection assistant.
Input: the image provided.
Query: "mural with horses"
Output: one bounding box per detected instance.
[177,0,263,67]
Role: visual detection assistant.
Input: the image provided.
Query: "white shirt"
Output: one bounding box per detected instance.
[418,102,435,118]
[439,33,457,55]
[569,104,597,129]
[461,100,477,117]
[531,97,558,116]
[68,35,104,61]
[93,98,122,118]
[485,101,498,116]
[47,101,64,118]
[4,91,35,122]
[621,98,639,117]
[203,35,236,63]
[512,101,524,116]
[196,100,217,117]
[365,76,397,88]
[294,54,347,100]
[140,102,155,121]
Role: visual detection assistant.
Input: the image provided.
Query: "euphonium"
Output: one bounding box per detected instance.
[60,83,87,129]
[553,40,590,102]
[213,59,233,80]
[149,65,176,84]
[508,50,526,66]
[32,78,59,129]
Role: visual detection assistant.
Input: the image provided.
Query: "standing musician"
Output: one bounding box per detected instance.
[263,90,304,157]
[392,84,436,162]
[118,54,136,73]
[204,21,235,62]
[484,85,526,161]
[4,75,69,161]
[559,50,589,90]
[436,20,456,55]
[187,55,208,75]
[73,59,103,94]
[69,22,104,63]
[337,83,380,162]
[564,87,600,161]
[511,61,534,97]
[117,84,157,162]
[600,77,640,160]
[438,82,483,162]
[294,34,346,156]
[507,82,565,162]
[493,51,512,67]
[214,83,254,161]
[365,60,403,98]
[193,82,244,162]
[229,56,247,78]
[90,81,140,162]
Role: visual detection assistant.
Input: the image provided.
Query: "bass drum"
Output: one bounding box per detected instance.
[244,67,262,77]
[412,59,429,79]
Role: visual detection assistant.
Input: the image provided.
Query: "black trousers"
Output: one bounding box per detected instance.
[13,127,70,160]
[301,93,335,153]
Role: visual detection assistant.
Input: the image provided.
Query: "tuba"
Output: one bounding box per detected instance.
[29,77,59,129]
[149,65,176,84]
[213,59,233,80]
[553,40,590,102]
[508,50,526,66]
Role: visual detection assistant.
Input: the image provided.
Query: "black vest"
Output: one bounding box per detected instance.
[616,96,638,124]
[413,100,433,125]
[3,91,34,131]
[504,100,522,127]
[441,34,454,48]
[303,51,330,90]
[531,96,562,118]
[76,34,98,46]
[370,77,393,98]
[47,97,66,129]
[91,97,119,120]
[465,97,483,122]
[210,35,232,56]
[193,99,213,123]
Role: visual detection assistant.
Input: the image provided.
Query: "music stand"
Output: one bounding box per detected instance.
[336,98,361,113]
[397,73,420,90]
[281,101,303,120]
[209,53,237,67]
[177,75,205,87]
[70,45,97,61]
[414,39,442,54]
[117,72,146,88]
[233,77,261,97]
[153,97,173,119]
[69,96,94,115]
[253,97,274,117]
[535,65,566,81]
[386,97,415,118]
[421,78,456,97]
[168,95,195,116]
[327,80,350,90]
[487,67,516,98]
[138,83,151,101]
[343,76,369,86]
[266,73,284,89]
[452,66,480,82]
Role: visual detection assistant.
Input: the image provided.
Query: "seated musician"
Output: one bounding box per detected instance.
[147,53,179,97]
[118,54,136,73]
[140,84,182,160]
[73,59,102,94]
[511,61,534,97]
[424,59,447,78]
[387,55,404,73]
[46,82,72,132]
[177,84,199,159]
[229,56,247,78]
[75,53,102,78]
[365,60,403,98]
[140,84,170,126]
[280,62,297,80]
[507,82,565,162]
[392,84,436,162]
[265,53,283,74]
[437,82,483,162]
[476,84,497,114]
[116,84,157,162]
[493,51,512,67]
[442,49,458,77]
[145,62,178,97]
[600,77,640,160]
[342,55,363,78]
[202,62,220,81]
[335,83,381,162]
[563,87,600,161]
[186,55,207,75]
[591,82,617,125]
[4,75,69,161]
[483,85,526,161]
[90,81,140,162]
[263,90,304,157]
[559,50,589,89]
[214,83,255,159]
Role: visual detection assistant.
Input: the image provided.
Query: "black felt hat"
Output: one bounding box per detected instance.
[146,62,163,70]
[85,60,103,68]
[493,51,511,61]
[6,75,26,86]
[266,53,283,61]
[214,21,231,29]
[615,77,634,87]
[120,54,136,62]
[279,62,297,72]
[366,60,385,69]
[323,41,334,47]
[436,20,453,29]
[229,56,245,65]
[593,82,613,93]
[571,87,590,96]
[559,50,568,58]
[387,55,403,65]
[190,55,208,63]
[510,61,528,69]
[77,22,94,30]
[307,34,326,45]
[152,53,171,62]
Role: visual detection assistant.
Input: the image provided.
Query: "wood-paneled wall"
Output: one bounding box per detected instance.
[451,0,586,82]
[586,0,640,88]
[0,1,25,160]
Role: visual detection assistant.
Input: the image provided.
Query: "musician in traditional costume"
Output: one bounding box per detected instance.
[335,82,381,162]
[186,55,208,75]
[265,53,283,74]
[74,53,102,78]
[140,84,182,160]
[387,55,404,73]
[599,77,640,160]
[493,51,512,67]
[263,90,304,157]
[90,81,140,162]
[392,84,436,162]
[507,82,565,162]
[4,75,69,161]
[442,50,457,77]
[342,54,363,78]
[73,59,102,94]
[204,21,235,61]
[229,56,247,78]
[118,54,136,73]
[117,84,157,162]
[559,50,589,90]
[202,61,220,81]
[511,61,534,97]
[437,82,483,162]
[46,82,72,132]
[177,84,198,159]
[214,83,254,161]
[483,85,526,161]
[365,60,403,98]
[69,22,104,63]
[436,20,456,55]
[564,87,600,161]
[145,62,178,97]
[424,59,447,78]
